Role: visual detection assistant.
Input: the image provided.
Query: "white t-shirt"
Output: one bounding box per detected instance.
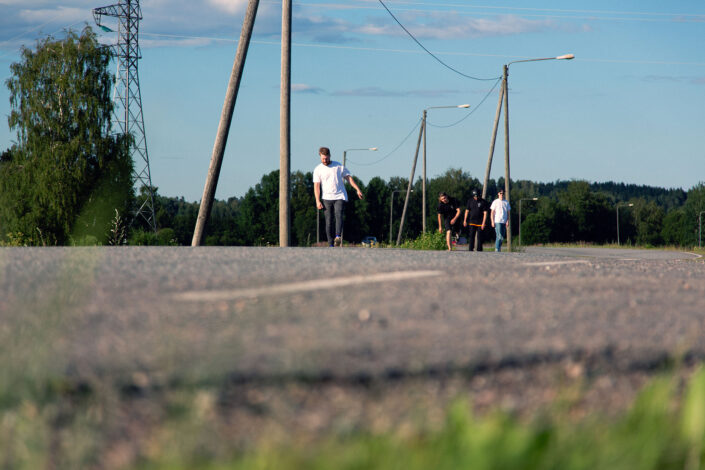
[490,198,511,223]
[313,161,350,201]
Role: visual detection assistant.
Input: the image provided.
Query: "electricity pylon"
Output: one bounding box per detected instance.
[93,0,157,232]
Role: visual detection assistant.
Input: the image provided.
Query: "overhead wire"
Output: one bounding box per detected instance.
[426,77,501,129]
[292,1,705,23]
[346,117,422,167]
[377,0,500,81]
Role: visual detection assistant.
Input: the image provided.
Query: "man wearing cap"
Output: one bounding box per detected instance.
[437,192,461,251]
[313,147,364,247]
[463,189,489,251]
[490,189,511,252]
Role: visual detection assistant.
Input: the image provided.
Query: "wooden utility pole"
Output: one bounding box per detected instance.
[481,82,504,200]
[503,64,512,251]
[421,110,427,233]
[192,0,260,246]
[279,0,291,247]
[396,122,425,246]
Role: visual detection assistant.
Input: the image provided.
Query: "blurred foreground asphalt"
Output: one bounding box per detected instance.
[2,245,703,387]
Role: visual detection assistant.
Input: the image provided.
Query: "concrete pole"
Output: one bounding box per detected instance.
[422,110,427,233]
[192,0,259,246]
[503,64,512,251]
[279,0,291,247]
[396,123,425,246]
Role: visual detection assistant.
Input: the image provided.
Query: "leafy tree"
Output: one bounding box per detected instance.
[0,27,133,245]
[683,183,705,247]
[630,199,664,246]
[557,181,613,243]
[520,212,551,245]
[291,171,316,246]
[364,176,392,243]
[236,170,280,245]
[662,209,691,246]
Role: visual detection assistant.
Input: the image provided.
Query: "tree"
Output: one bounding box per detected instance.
[290,171,316,246]
[0,27,133,245]
[236,170,280,245]
[630,198,664,246]
[557,181,613,243]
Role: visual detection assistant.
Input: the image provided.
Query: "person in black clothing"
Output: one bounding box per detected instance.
[437,192,461,251]
[463,188,489,251]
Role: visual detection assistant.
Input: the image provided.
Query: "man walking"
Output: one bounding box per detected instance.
[463,189,489,251]
[490,189,511,252]
[313,147,364,247]
[437,192,461,251]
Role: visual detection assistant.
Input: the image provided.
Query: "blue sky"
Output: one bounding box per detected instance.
[1,0,704,202]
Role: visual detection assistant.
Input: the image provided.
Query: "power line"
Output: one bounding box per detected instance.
[293,1,705,23]
[346,118,421,166]
[377,0,500,81]
[426,77,501,129]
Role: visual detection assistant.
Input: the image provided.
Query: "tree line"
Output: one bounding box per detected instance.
[145,169,704,248]
[2,28,704,248]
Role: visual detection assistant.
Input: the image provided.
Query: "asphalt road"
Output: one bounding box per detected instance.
[2,245,705,436]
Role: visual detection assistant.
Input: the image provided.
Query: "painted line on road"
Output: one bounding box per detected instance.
[175,270,445,302]
[522,260,591,267]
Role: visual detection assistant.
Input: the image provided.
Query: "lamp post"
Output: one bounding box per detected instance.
[699,211,705,248]
[518,197,538,246]
[390,189,413,245]
[343,147,377,168]
[421,104,470,233]
[616,203,634,246]
[501,53,574,251]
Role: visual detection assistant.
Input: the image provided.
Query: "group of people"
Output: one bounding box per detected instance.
[312,146,511,251]
[436,189,510,252]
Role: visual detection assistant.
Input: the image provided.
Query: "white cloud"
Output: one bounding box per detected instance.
[18,6,89,24]
[292,84,324,94]
[206,0,248,15]
[359,14,557,40]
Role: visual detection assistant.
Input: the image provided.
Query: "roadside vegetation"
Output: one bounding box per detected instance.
[0,28,703,248]
[2,366,705,469]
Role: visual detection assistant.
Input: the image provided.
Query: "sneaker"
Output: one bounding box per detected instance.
[334,236,342,247]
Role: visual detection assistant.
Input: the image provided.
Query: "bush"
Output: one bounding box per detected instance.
[129,228,179,246]
[156,228,178,246]
[400,231,447,250]
[129,229,159,246]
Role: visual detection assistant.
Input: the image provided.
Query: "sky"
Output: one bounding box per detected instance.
[1,0,704,202]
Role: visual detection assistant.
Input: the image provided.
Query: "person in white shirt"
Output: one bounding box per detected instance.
[490,189,511,252]
[313,147,364,247]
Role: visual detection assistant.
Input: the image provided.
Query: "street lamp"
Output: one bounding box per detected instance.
[502,53,574,251]
[616,203,634,246]
[421,104,470,233]
[390,189,413,245]
[343,147,378,167]
[518,197,538,246]
[699,211,705,248]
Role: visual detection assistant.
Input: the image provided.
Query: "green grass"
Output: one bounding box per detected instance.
[137,369,705,470]
[3,367,705,469]
[397,231,448,250]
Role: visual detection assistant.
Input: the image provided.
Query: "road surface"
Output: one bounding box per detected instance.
[2,245,704,442]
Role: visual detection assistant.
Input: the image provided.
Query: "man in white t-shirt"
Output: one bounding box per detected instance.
[490,189,511,252]
[313,147,364,247]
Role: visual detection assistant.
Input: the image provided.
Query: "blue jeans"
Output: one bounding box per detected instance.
[495,223,506,251]
[322,199,345,245]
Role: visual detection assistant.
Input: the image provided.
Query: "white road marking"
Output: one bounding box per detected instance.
[522,260,591,267]
[175,270,445,302]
